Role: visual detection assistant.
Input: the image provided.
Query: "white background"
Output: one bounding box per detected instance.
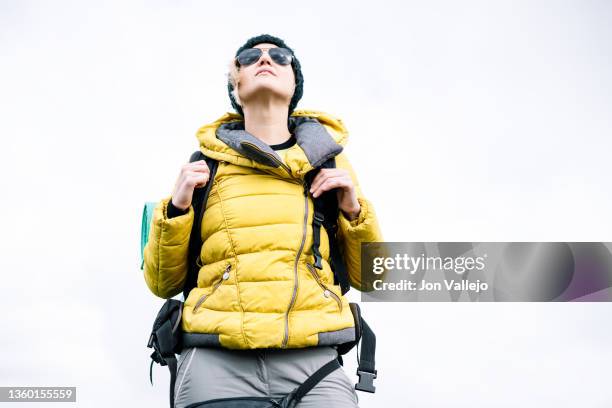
[1,0,612,407]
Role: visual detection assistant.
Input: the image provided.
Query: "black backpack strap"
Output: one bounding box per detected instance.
[335,303,378,393]
[304,163,327,271]
[354,318,377,393]
[183,150,219,300]
[282,358,342,408]
[305,157,351,295]
[327,226,350,295]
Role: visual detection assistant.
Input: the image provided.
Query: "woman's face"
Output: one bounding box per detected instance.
[234,43,295,110]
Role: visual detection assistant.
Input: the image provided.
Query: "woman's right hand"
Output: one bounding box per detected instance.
[171,160,211,211]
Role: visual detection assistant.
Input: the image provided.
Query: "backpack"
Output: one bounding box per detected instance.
[142,150,377,408]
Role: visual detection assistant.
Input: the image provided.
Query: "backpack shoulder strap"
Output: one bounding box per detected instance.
[305,156,351,295]
[183,150,219,300]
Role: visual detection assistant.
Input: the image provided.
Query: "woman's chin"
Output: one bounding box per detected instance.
[241,87,292,104]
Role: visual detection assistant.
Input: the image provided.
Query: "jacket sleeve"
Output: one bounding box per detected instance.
[167,199,190,218]
[334,151,387,292]
[143,195,194,299]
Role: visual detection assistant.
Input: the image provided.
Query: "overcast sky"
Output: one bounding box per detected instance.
[1,0,612,407]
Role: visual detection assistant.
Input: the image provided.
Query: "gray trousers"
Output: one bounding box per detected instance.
[174,345,360,408]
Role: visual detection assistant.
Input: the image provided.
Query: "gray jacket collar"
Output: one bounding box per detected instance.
[215,116,343,169]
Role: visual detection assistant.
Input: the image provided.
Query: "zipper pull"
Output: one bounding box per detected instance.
[222,264,231,280]
[193,264,232,313]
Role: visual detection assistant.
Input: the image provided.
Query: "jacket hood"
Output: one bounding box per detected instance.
[195,109,349,179]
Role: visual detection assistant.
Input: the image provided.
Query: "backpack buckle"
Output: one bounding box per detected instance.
[313,213,324,226]
[355,369,377,393]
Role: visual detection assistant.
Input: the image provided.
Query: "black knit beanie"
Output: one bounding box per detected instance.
[228,34,304,117]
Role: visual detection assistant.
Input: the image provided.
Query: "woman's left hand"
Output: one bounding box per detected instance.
[309,168,361,221]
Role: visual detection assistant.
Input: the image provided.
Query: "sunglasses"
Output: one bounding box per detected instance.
[235,47,293,67]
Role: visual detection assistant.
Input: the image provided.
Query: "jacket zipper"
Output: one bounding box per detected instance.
[240,141,293,177]
[282,180,309,348]
[233,141,309,348]
[306,262,343,312]
[192,264,231,313]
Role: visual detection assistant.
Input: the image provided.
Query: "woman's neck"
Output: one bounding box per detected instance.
[243,104,292,145]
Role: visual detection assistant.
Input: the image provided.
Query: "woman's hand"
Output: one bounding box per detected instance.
[309,168,361,221]
[171,160,211,211]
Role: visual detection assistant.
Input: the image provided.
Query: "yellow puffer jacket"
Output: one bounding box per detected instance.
[143,109,383,350]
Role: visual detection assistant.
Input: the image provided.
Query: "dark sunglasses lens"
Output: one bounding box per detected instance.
[237,48,263,66]
[269,48,292,65]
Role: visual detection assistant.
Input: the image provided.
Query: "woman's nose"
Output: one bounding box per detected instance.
[258,50,274,65]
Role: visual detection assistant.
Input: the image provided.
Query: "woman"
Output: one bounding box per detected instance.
[143,34,383,407]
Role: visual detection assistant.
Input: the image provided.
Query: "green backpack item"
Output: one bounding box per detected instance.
[140,201,157,271]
